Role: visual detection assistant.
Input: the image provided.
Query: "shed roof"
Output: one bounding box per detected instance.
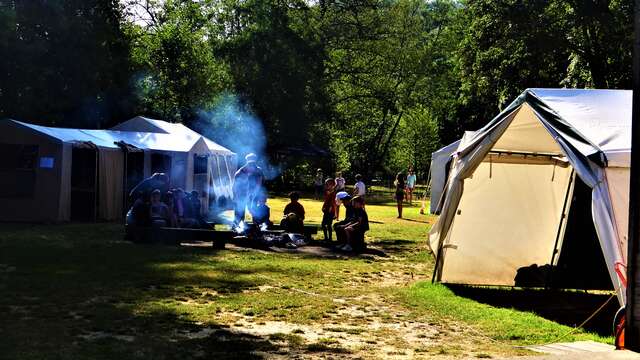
[7,118,234,155]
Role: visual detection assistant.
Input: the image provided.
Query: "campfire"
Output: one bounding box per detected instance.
[232,222,304,249]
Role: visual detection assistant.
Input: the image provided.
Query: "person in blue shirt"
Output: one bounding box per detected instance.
[251,193,272,227]
[406,167,417,205]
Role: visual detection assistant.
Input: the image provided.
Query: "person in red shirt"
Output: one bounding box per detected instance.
[321,178,337,241]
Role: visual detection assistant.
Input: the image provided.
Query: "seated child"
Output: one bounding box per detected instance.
[338,196,369,252]
[281,191,305,233]
[178,189,200,228]
[149,189,171,227]
[333,192,354,244]
[189,190,208,228]
[163,191,178,227]
[251,193,272,227]
[128,190,150,226]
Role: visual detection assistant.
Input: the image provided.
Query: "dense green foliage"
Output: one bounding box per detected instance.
[0,0,632,179]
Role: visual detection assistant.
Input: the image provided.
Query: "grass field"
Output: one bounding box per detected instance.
[0,196,614,359]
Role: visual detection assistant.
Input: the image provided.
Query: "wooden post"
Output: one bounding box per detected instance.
[625,0,640,350]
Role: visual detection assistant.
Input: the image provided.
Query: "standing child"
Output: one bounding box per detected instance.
[353,174,366,199]
[321,178,337,241]
[313,169,324,199]
[334,171,346,219]
[406,167,417,205]
[394,172,405,218]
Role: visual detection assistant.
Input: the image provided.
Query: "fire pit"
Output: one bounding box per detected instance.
[230,222,305,249]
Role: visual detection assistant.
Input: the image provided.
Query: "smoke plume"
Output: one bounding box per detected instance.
[194,93,280,180]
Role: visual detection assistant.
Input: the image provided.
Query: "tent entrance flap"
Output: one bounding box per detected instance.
[70,147,98,221]
[440,160,574,286]
[550,177,613,290]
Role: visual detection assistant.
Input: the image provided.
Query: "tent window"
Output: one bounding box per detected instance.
[194,155,208,175]
[0,144,38,198]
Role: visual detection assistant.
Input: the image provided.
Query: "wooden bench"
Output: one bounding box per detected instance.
[125,225,231,249]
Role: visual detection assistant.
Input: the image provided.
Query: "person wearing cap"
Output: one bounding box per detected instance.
[333,192,355,244]
[233,153,264,224]
[339,196,369,252]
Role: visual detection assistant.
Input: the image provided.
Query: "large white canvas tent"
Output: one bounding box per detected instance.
[429,88,630,305]
[0,117,235,222]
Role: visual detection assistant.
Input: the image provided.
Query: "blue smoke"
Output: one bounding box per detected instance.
[193,93,280,180]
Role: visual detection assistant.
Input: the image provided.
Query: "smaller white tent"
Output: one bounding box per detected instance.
[112,116,237,201]
[430,89,630,305]
[0,117,236,222]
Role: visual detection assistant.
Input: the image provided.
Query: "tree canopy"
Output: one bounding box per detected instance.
[0,0,632,180]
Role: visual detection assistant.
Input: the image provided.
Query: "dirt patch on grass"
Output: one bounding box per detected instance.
[195,248,506,359]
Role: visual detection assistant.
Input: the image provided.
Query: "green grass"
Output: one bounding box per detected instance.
[402,282,613,345]
[0,195,615,359]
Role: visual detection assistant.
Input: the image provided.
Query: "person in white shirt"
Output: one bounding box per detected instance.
[406,167,417,205]
[313,168,324,200]
[353,174,366,199]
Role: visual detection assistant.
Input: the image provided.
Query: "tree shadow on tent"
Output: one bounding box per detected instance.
[446,284,618,337]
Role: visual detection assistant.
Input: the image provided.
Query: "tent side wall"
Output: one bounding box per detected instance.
[441,160,574,285]
[97,148,124,221]
[0,122,66,222]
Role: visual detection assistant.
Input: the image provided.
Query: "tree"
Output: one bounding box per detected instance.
[320,0,456,175]
[214,0,329,150]
[0,0,135,127]
[560,0,632,88]
[125,0,232,123]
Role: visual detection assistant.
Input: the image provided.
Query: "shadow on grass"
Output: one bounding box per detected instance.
[446,284,618,337]
[2,298,292,359]
[0,223,353,359]
[367,238,419,255]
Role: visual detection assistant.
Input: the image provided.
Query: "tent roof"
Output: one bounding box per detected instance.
[112,116,234,155]
[432,140,461,158]
[528,88,631,166]
[7,119,234,155]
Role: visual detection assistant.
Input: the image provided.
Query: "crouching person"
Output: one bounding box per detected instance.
[281,191,305,234]
[338,196,369,252]
[251,193,272,227]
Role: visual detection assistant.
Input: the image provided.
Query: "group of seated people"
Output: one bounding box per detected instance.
[278,191,369,252]
[129,187,206,228]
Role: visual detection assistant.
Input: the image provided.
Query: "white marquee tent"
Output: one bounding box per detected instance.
[0,117,235,222]
[429,88,630,305]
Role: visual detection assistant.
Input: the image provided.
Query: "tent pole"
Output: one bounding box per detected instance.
[626,0,640,350]
[431,244,442,283]
[547,170,574,288]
